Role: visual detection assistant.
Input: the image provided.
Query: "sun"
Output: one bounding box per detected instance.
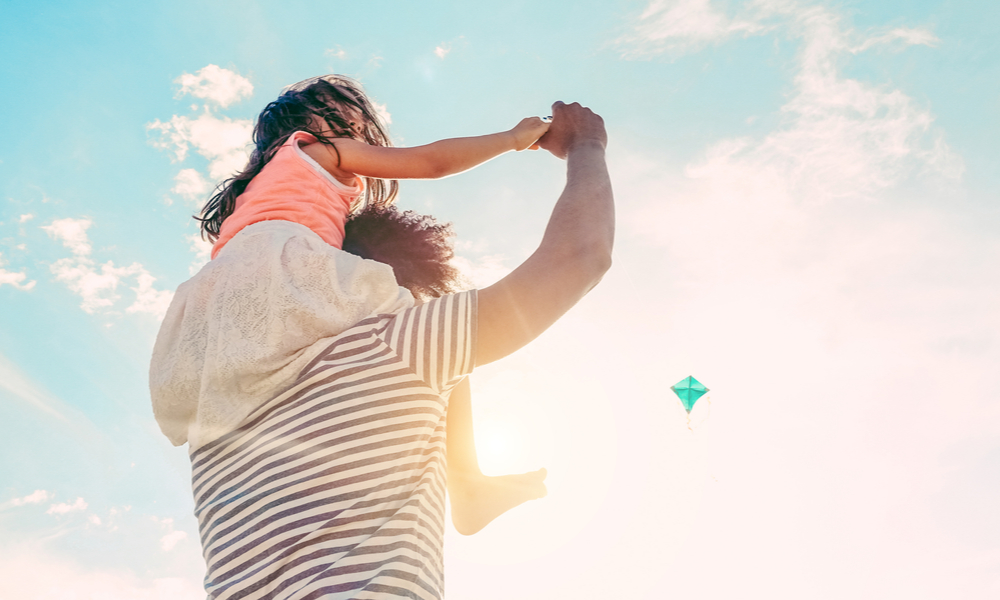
[474,418,531,475]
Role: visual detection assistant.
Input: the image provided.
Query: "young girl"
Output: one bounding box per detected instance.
[151,74,547,591]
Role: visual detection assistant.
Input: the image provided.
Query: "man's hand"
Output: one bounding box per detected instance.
[536,101,608,160]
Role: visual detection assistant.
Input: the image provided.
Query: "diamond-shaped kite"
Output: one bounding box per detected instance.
[671,376,708,413]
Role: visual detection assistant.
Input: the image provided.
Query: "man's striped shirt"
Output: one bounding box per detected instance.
[189,291,476,599]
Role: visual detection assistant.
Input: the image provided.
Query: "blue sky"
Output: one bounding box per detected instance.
[2,0,999,598]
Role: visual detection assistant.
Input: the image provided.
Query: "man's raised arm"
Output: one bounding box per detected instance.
[476,101,614,365]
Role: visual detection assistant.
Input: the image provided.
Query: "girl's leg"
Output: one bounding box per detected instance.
[447,377,547,536]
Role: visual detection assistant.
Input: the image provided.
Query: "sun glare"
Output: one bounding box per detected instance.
[475,419,530,475]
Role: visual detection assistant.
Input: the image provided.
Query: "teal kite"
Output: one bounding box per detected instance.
[671,376,708,413]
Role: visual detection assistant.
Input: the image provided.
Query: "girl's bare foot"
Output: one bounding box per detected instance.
[449,468,548,535]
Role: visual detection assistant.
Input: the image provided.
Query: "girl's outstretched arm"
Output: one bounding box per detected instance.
[306,118,550,182]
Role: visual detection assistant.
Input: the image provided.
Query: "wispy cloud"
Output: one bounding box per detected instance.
[371,101,392,126]
[185,233,212,275]
[160,530,187,551]
[432,35,466,61]
[127,271,174,317]
[618,0,939,61]
[42,218,173,317]
[617,0,765,57]
[46,497,87,515]
[0,252,35,291]
[171,168,211,206]
[325,45,347,60]
[451,251,511,289]
[152,517,189,552]
[149,64,254,217]
[151,65,258,270]
[622,0,960,200]
[41,218,92,255]
[853,26,939,53]
[0,353,68,420]
[174,64,253,109]
[7,490,52,507]
[18,214,33,223]
[147,110,253,182]
[434,42,452,59]
[619,1,963,289]
[0,547,202,600]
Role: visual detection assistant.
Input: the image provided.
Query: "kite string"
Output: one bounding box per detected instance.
[685,395,712,432]
[685,396,719,483]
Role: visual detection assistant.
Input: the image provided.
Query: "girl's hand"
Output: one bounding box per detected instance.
[509,117,551,151]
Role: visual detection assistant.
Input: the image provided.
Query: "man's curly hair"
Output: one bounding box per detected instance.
[343,205,462,300]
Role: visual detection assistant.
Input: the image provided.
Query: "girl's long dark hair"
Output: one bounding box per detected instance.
[343,205,462,300]
[197,75,398,242]
[196,74,460,299]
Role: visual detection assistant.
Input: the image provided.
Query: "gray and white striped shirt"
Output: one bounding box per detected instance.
[189,291,476,599]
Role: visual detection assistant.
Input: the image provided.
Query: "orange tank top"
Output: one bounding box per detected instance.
[211,131,364,259]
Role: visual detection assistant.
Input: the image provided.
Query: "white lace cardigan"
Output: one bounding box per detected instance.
[149,220,414,449]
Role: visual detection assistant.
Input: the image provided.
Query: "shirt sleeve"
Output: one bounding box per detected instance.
[379,290,477,395]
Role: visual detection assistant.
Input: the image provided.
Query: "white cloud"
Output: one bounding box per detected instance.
[48,256,140,313]
[105,505,131,531]
[0,269,35,290]
[325,46,347,60]
[152,517,189,551]
[617,1,963,284]
[620,1,939,60]
[160,530,187,552]
[618,0,764,57]
[0,549,202,600]
[9,490,52,506]
[434,43,452,59]
[171,168,211,205]
[18,214,33,223]
[186,233,213,275]
[451,253,511,289]
[42,218,173,317]
[372,101,392,126]
[151,67,252,212]
[854,26,939,53]
[673,3,960,201]
[147,109,252,181]
[41,217,92,256]
[175,64,253,109]
[0,252,35,291]
[47,497,87,515]
[127,271,174,317]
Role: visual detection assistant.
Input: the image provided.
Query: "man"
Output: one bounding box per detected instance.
[184,100,613,599]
